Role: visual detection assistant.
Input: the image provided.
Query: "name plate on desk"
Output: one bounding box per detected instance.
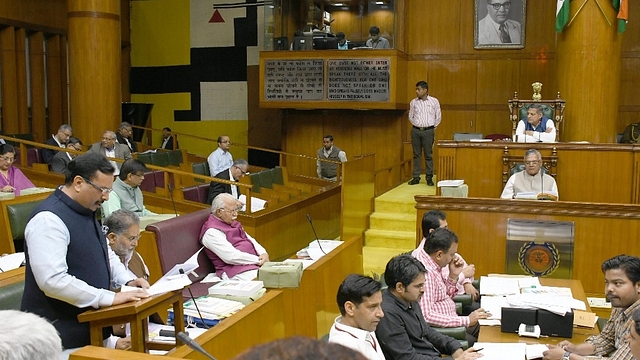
[264,59,325,101]
[327,58,390,101]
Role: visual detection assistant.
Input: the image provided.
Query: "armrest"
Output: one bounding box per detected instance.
[453,294,472,307]
[431,326,468,350]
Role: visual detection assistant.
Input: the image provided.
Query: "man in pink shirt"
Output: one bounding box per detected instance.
[413,227,489,345]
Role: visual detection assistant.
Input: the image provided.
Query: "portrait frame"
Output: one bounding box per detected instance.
[474,0,526,49]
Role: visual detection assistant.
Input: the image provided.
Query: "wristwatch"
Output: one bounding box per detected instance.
[562,351,571,360]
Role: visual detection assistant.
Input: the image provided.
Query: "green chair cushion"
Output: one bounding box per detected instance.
[7,201,43,240]
[150,152,170,167]
[0,281,25,311]
[431,326,466,340]
[137,153,152,165]
[167,150,183,166]
[258,170,273,189]
[248,173,261,193]
[271,167,284,185]
[518,104,554,120]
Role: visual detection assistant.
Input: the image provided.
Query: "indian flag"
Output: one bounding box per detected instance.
[613,0,628,33]
[556,0,571,33]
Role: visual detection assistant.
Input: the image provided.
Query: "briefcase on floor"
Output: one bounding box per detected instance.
[258,262,303,288]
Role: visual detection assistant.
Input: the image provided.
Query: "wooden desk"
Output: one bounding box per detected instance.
[69,346,184,360]
[77,289,185,353]
[479,278,599,345]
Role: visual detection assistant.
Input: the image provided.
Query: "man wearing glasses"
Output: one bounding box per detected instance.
[101,159,156,218]
[88,130,133,173]
[207,135,233,176]
[43,124,73,164]
[116,122,138,153]
[500,149,558,199]
[200,193,269,281]
[514,104,557,143]
[50,137,83,174]
[207,159,249,205]
[478,0,522,45]
[21,152,149,352]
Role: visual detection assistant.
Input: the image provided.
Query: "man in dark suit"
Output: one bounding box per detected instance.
[116,122,138,153]
[160,127,178,150]
[42,124,73,164]
[50,137,83,174]
[207,159,249,205]
[87,130,132,172]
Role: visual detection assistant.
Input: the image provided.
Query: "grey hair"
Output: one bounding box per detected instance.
[0,310,62,360]
[119,122,132,130]
[233,159,248,167]
[524,149,542,161]
[528,103,545,114]
[58,124,73,133]
[103,130,117,140]
[211,193,235,212]
[103,209,140,235]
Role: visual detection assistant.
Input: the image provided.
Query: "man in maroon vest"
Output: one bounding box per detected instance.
[200,193,269,280]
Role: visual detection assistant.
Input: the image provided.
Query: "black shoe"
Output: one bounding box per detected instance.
[408,178,420,185]
[427,179,435,186]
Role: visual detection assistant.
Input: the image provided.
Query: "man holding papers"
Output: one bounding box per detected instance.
[375,254,482,360]
[21,152,149,351]
[501,149,558,200]
[413,228,488,345]
[543,255,640,360]
[329,274,386,360]
[200,193,269,281]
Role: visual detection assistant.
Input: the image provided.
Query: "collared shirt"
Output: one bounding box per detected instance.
[24,211,134,309]
[409,96,442,128]
[413,238,472,296]
[500,170,559,199]
[376,289,462,360]
[101,178,155,218]
[412,249,469,328]
[329,316,386,360]
[207,147,233,177]
[52,134,65,147]
[515,118,556,143]
[585,298,640,359]
[229,171,239,199]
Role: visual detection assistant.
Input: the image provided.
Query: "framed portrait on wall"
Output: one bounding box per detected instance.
[475,0,526,49]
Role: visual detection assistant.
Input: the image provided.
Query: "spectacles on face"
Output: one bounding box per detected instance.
[102,137,116,141]
[81,176,113,194]
[489,1,511,10]
[0,156,15,163]
[62,132,72,137]
[219,208,239,214]
[524,160,540,165]
[118,233,141,243]
[233,165,249,176]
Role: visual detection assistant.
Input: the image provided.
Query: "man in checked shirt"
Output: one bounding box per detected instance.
[408,81,441,186]
[543,255,640,360]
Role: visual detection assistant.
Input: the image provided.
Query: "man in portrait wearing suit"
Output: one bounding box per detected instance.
[207,159,249,205]
[478,0,521,45]
[50,137,83,174]
[87,130,132,171]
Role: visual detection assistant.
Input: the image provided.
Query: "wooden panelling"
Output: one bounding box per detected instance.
[45,35,64,133]
[474,110,512,138]
[436,141,639,203]
[342,154,375,241]
[428,60,477,105]
[247,66,283,150]
[29,32,46,142]
[14,27,28,132]
[331,11,367,42]
[476,60,520,105]
[414,196,640,294]
[407,1,461,55]
[0,1,66,34]
[0,27,19,133]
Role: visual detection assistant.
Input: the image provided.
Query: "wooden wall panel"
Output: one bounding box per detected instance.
[14,27,28,133]
[476,59,520,104]
[0,27,18,133]
[331,11,366,42]
[45,35,64,134]
[362,9,395,46]
[407,1,461,54]
[428,60,477,105]
[29,32,46,142]
[0,1,66,33]
[518,59,557,101]
[474,110,512,139]
[282,111,324,177]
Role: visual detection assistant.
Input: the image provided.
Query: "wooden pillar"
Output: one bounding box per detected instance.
[15,28,29,134]
[0,27,19,134]
[67,0,121,143]
[29,32,47,142]
[46,35,64,135]
[556,1,621,143]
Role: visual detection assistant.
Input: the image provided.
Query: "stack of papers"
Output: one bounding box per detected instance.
[437,180,465,187]
[184,296,244,319]
[0,252,25,271]
[473,342,548,360]
[306,240,343,260]
[208,280,263,296]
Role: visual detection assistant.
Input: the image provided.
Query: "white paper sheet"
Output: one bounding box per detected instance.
[0,252,25,271]
[473,342,526,360]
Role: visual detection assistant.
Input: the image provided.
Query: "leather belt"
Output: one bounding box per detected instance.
[412,125,435,131]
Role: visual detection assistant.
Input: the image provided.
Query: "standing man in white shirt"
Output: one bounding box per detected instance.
[408,81,441,186]
[207,135,233,176]
[329,274,386,360]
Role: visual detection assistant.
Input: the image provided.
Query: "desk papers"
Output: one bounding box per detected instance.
[238,194,266,213]
[0,252,24,271]
[208,280,263,296]
[480,276,541,295]
[437,180,464,187]
[473,342,547,360]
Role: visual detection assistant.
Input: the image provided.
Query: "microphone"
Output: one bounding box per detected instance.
[176,331,217,360]
[168,182,179,217]
[306,214,326,255]
[179,269,209,329]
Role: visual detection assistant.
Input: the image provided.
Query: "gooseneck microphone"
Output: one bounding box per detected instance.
[168,183,179,217]
[306,214,326,255]
[179,269,209,329]
[176,332,217,360]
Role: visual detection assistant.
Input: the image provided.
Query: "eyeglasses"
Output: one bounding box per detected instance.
[0,156,15,163]
[489,2,511,10]
[119,233,141,242]
[524,161,540,165]
[102,137,116,141]
[233,165,249,176]
[219,208,239,214]
[81,176,113,194]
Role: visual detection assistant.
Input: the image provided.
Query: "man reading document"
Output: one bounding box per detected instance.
[501,149,558,200]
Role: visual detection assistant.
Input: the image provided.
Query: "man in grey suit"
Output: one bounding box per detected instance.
[478,0,521,45]
[50,137,83,174]
[87,130,132,171]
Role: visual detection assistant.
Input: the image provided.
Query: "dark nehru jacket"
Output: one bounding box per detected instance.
[318,146,343,178]
[21,189,112,349]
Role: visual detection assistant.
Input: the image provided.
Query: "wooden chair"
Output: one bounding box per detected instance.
[501,147,558,188]
[508,91,566,142]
